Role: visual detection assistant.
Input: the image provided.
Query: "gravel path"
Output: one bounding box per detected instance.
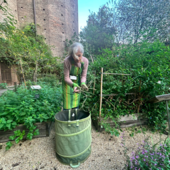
[0,124,167,170]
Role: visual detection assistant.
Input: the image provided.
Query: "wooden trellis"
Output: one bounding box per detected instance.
[99,67,131,121]
[98,67,170,134]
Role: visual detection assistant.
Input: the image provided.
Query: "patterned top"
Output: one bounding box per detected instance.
[63,56,89,87]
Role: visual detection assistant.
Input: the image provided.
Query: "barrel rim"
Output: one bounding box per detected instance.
[54,109,91,124]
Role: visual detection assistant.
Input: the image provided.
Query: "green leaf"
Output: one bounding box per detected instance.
[26,133,33,140]
[0,112,8,116]
[9,135,15,140]
[5,141,12,150]
[15,137,20,144]
[5,146,11,151]
[33,129,39,136]
[0,124,4,129]
[14,130,21,136]
[7,120,13,123]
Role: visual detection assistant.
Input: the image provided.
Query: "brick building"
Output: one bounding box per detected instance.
[0,0,78,85]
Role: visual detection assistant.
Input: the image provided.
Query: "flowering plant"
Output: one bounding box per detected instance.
[125,137,170,170]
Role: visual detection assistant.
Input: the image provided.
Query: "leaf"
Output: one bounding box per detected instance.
[26,133,33,140]
[7,120,13,123]
[5,146,11,151]
[6,123,11,130]
[9,135,15,140]
[12,122,17,126]
[0,112,8,116]
[15,137,20,144]
[33,129,39,136]
[5,141,12,150]
[14,130,21,136]
[0,124,4,129]
[20,112,26,116]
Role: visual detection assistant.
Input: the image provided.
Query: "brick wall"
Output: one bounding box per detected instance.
[16,0,79,57]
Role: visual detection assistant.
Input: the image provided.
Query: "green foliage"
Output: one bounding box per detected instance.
[38,74,60,87]
[0,83,7,89]
[0,83,62,150]
[81,5,116,54]
[80,40,170,134]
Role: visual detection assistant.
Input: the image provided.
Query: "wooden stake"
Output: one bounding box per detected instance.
[166,101,170,136]
[99,68,103,121]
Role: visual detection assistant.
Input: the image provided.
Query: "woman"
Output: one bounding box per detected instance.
[62,42,89,110]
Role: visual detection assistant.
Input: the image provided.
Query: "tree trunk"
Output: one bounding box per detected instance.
[19,59,27,88]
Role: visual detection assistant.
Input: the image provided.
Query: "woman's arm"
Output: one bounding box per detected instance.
[81,57,89,83]
[64,59,73,87]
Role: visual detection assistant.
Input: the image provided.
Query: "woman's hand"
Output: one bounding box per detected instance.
[73,83,81,93]
[81,82,88,91]
[74,87,80,93]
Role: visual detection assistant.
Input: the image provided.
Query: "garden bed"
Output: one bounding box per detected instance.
[93,114,147,132]
[0,121,53,143]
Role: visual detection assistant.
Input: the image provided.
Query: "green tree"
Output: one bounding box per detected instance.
[110,0,170,43]
[81,5,116,54]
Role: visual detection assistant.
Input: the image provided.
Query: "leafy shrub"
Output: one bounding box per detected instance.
[80,40,170,135]
[0,83,62,150]
[125,138,170,169]
[38,75,60,87]
[0,83,7,89]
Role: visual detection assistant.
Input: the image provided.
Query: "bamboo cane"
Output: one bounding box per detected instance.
[99,68,103,121]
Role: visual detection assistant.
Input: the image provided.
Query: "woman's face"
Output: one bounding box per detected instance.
[73,50,83,63]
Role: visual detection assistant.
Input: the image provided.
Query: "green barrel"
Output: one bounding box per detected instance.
[54,109,91,168]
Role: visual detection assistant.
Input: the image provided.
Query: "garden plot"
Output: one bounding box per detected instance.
[0,124,167,170]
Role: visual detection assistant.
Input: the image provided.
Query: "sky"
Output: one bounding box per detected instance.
[78,0,109,32]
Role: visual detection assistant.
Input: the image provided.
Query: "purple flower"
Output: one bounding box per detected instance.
[143,159,146,161]
[136,156,139,159]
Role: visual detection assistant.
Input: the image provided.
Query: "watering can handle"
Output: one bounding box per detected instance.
[70,161,80,168]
